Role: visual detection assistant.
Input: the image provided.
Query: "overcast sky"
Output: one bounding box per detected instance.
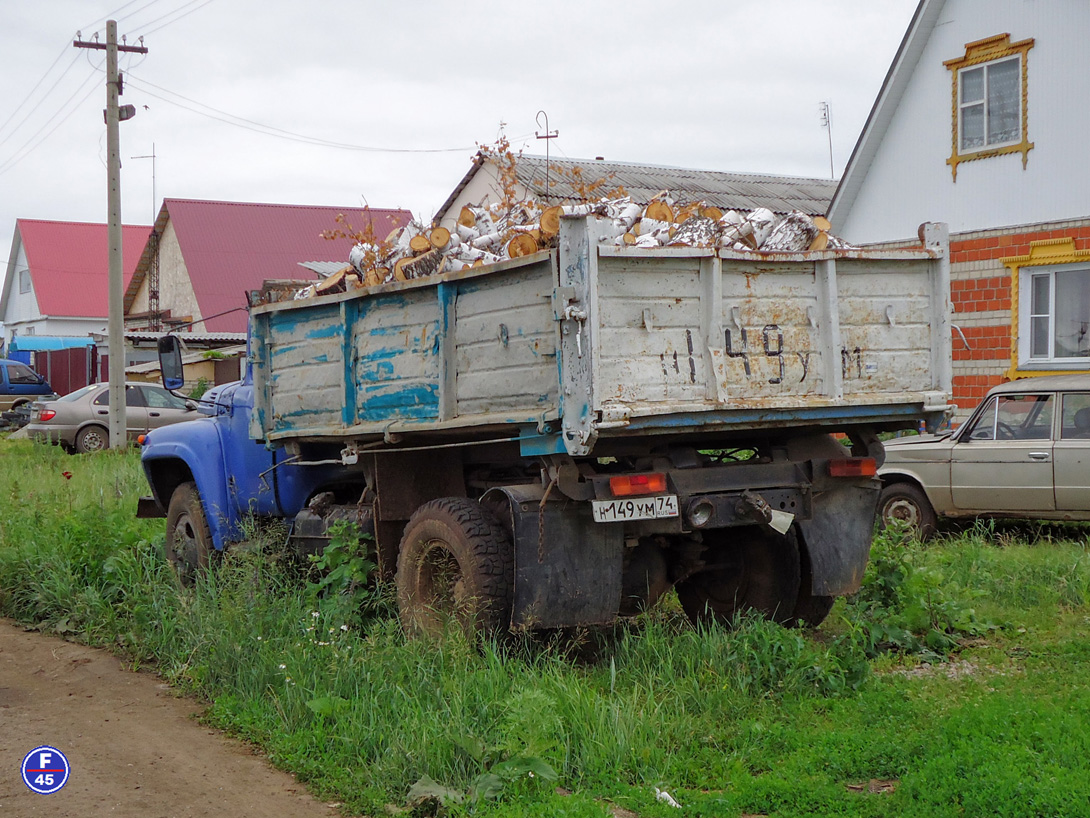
[1,0,918,263]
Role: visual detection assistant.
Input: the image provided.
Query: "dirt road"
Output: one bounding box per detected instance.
[0,619,340,817]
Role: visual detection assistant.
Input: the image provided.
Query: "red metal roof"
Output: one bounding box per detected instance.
[18,219,151,318]
[140,199,412,333]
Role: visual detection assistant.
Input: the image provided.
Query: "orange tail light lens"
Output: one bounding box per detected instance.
[610,473,668,497]
[828,457,878,477]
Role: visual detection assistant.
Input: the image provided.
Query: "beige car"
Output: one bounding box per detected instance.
[878,375,1090,538]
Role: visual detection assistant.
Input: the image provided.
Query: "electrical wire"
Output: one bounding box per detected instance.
[0,48,83,144]
[0,70,102,177]
[80,0,158,32]
[129,0,216,37]
[125,75,513,154]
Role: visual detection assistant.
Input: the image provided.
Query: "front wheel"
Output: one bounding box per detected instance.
[878,482,937,540]
[396,498,513,639]
[164,482,213,585]
[675,526,801,627]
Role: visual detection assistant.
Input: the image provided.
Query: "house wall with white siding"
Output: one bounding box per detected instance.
[838,0,1090,245]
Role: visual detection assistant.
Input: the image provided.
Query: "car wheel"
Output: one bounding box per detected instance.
[75,425,109,453]
[675,526,802,628]
[396,497,513,639]
[878,482,937,540]
[164,482,213,585]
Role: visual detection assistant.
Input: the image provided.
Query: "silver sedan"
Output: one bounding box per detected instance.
[26,382,198,453]
[878,374,1090,538]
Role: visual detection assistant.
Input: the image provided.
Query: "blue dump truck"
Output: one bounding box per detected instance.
[139,216,952,635]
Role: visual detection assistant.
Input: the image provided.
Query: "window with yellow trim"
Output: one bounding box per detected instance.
[1021,264,1090,364]
[945,34,1034,180]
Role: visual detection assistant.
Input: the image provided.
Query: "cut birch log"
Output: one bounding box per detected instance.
[456,222,480,243]
[540,205,562,237]
[644,200,674,223]
[429,226,451,250]
[471,231,504,250]
[314,266,353,295]
[746,208,777,248]
[669,216,721,247]
[409,234,433,254]
[458,206,476,228]
[701,206,724,221]
[812,215,832,232]
[507,233,540,258]
[762,211,818,252]
[808,232,829,251]
[402,248,445,279]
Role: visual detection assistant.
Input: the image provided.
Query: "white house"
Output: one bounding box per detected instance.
[829,0,1090,412]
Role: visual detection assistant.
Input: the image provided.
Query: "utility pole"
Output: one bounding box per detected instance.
[74,22,147,449]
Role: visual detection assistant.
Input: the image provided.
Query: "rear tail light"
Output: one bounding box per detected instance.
[37,408,56,422]
[609,472,667,497]
[828,457,878,477]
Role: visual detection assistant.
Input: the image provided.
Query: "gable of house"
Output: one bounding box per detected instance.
[1,219,150,341]
[828,0,1090,413]
[125,199,413,333]
[830,0,1090,244]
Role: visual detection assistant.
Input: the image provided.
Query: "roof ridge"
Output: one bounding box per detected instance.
[512,154,837,185]
[163,198,409,214]
[18,218,152,230]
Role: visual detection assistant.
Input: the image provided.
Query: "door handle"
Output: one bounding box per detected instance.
[149,411,160,417]
[1028,452,1051,460]
[96,409,108,415]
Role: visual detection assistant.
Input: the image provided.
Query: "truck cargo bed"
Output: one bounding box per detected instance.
[249,217,951,455]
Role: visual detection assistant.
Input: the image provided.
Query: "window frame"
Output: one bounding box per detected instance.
[1005,238,1090,375]
[944,33,1034,181]
[18,269,31,294]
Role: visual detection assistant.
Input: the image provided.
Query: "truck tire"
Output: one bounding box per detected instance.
[676,526,801,627]
[878,482,937,540]
[164,482,213,586]
[396,497,513,639]
[76,424,109,453]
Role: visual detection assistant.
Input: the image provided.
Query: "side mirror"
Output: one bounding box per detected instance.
[37,373,46,384]
[185,399,198,411]
[158,335,185,391]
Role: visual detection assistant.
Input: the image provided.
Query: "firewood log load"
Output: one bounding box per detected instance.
[762,211,819,252]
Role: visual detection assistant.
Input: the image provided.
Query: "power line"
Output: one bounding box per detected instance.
[0,74,102,177]
[129,0,216,37]
[0,46,81,143]
[125,75,497,154]
[81,0,157,32]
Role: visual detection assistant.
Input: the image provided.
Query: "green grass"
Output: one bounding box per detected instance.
[2,437,1090,816]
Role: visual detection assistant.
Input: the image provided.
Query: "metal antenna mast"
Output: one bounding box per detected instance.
[819,101,834,179]
[535,110,558,202]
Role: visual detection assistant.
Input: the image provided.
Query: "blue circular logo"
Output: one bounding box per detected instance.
[21,746,70,794]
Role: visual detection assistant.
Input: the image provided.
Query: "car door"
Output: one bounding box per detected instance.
[1054,393,1090,511]
[137,384,193,429]
[950,392,1055,512]
[91,385,150,440]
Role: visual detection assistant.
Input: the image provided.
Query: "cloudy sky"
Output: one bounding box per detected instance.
[0,0,919,261]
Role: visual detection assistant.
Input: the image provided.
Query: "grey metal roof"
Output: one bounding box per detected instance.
[509,155,836,216]
[298,261,348,278]
[987,374,1090,395]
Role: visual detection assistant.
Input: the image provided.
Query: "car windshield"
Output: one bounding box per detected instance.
[56,384,100,403]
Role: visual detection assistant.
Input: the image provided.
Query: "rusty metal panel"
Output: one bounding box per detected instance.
[836,258,934,395]
[453,258,558,417]
[262,302,346,434]
[349,289,441,423]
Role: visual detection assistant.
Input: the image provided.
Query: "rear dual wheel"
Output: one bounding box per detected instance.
[675,526,803,627]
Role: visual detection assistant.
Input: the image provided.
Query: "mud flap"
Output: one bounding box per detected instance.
[796,481,880,596]
[483,485,623,629]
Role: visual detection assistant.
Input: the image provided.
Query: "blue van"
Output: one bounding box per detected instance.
[0,358,56,413]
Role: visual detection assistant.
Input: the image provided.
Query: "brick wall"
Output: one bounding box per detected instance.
[946,218,1090,416]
